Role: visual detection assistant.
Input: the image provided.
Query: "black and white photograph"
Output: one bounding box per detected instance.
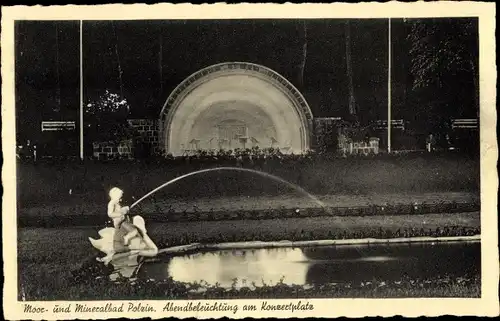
[2,3,498,319]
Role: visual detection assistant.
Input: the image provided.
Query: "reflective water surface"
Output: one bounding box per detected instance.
[135,242,480,288]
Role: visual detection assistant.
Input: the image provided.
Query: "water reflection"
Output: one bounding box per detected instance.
[108,255,141,281]
[136,242,480,288]
[303,242,480,284]
[168,248,308,287]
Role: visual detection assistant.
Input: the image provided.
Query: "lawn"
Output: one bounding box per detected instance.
[17,152,479,211]
[16,153,480,226]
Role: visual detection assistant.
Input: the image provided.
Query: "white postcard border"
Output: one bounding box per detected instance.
[2,2,498,319]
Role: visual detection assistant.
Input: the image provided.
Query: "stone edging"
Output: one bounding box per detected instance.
[155,235,481,256]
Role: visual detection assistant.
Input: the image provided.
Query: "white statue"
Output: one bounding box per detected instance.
[89,187,158,267]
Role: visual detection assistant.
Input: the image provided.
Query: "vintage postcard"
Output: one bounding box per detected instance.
[2,2,498,319]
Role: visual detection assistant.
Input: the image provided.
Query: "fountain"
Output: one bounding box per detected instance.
[89,167,328,278]
[87,167,480,290]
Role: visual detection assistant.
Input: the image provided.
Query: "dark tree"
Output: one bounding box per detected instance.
[84,90,133,143]
[345,21,357,119]
[298,21,308,87]
[407,18,479,131]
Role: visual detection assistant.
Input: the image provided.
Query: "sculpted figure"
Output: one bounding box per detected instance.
[89,187,158,266]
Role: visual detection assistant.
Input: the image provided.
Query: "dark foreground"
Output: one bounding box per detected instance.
[18,212,480,300]
[16,153,481,299]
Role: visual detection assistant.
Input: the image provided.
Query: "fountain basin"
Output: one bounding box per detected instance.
[131,237,480,289]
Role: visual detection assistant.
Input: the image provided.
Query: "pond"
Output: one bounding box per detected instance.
[134,241,480,288]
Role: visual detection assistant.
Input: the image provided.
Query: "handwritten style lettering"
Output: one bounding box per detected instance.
[261,301,314,312]
[163,302,239,314]
[23,304,46,313]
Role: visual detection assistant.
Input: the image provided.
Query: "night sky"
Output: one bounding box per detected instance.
[15,18,478,139]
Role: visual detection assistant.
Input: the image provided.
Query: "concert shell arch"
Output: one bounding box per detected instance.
[159,62,314,156]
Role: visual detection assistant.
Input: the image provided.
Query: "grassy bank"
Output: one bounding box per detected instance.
[25,273,481,300]
[18,200,480,227]
[18,212,480,300]
[17,153,479,210]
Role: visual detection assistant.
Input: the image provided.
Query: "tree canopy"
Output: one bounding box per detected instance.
[407,18,479,129]
[84,90,133,143]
